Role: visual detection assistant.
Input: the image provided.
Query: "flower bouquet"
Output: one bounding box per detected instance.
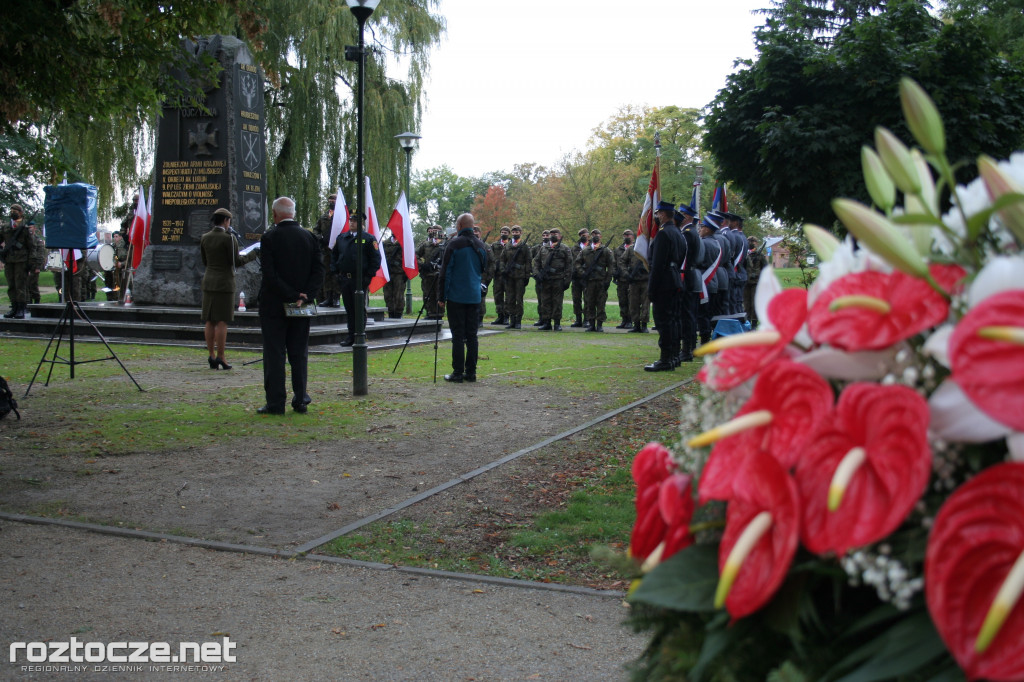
[625,79,1023,681]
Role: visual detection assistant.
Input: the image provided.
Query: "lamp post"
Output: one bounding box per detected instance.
[344,0,379,396]
[395,131,420,314]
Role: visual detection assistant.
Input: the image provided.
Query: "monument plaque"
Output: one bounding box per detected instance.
[133,35,266,306]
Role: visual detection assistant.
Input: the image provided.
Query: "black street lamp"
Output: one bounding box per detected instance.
[394,131,420,314]
[344,0,379,396]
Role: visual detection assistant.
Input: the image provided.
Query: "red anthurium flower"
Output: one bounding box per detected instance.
[630,443,675,560]
[715,452,801,619]
[695,360,834,502]
[926,462,1024,682]
[658,473,696,561]
[807,264,966,351]
[697,288,809,391]
[949,290,1024,432]
[795,383,931,556]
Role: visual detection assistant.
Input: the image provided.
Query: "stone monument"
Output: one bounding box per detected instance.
[133,35,265,306]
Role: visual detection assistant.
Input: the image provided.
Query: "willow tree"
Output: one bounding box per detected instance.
[53,0,444,226]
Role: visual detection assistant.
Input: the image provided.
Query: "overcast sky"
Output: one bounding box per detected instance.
[409,0,768,179]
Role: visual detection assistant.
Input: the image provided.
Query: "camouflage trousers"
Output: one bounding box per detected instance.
[536,280,566,322]
[421,274,441,317]
[583,280,609,324]
[627,281,649,327]
[383,276,406,316]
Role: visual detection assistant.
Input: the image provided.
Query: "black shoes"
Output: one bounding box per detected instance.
[291,394,311,413]
[464,374,476,382]
[340,337,354,347]
[444,373,463,383]
[570,318,583,328]
[216,358,232,370]
[538,320,552,331]
[553,321,562,331]
[586,323,603,332]
[208,357,218,369]
[644,360,675,372]
[257,405,285,415]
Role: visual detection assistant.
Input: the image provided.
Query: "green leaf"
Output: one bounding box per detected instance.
[691,613,745,682]
[827,612,948,682]
[890,213,945,227]
[629,544,719,612]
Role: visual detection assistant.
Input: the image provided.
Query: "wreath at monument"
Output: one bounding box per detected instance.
[623,79,1024,681]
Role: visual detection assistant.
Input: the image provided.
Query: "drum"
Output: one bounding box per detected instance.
[87,244,115,273]
[45,250,64,272]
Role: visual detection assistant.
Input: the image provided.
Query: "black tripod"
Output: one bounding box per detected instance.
[25,264,143,396]
[391,303,443,382]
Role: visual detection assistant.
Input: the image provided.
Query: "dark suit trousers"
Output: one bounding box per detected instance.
[652,292,683,361]
[447,301,478,376]
[261,315,311,410]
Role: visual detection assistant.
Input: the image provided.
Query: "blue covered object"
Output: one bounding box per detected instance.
[43,183,99,249]
[712,318,751,340]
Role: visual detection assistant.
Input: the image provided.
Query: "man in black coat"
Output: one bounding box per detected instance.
[676,204,703,363]
[331,218,382,347]
[257,197,325,414]
[645,201,687,372]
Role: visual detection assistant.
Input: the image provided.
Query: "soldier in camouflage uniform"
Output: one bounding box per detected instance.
[416,225,444,319]
[381,235,406,318]
[497,225,531,329]
[489,226,511,324]
[613,229,634,329]
[745,236,767,329]
[531,229,551,326]
[574,229,615,332]
[570,227,589,327]
[620,229,651,333]
[26,221,46,305]
[312,195,340,307]
[473,225,493,327]
[532,227,573,330]
[110,231,129,300]
[2,204,32,318]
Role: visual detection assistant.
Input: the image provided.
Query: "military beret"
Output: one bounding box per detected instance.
[212,207,233,219]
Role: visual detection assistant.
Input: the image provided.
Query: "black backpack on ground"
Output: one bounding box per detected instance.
[0,376,20,420]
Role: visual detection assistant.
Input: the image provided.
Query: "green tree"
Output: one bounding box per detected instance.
[704,0,1024,227]
[4,0,445,227]
[410,164,476,236]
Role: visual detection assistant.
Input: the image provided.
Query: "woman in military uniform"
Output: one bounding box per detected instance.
[200,208,249,369]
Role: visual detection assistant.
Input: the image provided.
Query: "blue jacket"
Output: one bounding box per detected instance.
[438,228,488,304]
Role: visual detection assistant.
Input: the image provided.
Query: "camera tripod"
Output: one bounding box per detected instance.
[24,265,143,396]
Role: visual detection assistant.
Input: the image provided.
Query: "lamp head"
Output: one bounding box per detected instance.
[395,131,422,151]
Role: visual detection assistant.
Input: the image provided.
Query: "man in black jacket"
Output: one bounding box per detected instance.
[645,201,687,372]
[257,197,325,414]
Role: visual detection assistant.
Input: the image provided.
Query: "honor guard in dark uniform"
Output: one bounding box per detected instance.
[570,228,589,327]
[416,225,444,319]
[489,226,511,324]
[532,227,574,330]
[498,225,531,328]
[696,215,724,345]
[332,219,382,347]
[312,195,341,307]
[677,204,703,361]
[645,201,686,371]
[721,211,748,316]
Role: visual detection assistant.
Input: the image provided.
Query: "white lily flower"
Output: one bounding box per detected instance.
[796,345,904,381]
[967,255,1024,307]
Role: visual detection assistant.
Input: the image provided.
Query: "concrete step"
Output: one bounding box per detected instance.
[0,302,450,352]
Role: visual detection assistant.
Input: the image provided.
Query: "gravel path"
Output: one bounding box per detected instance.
[1,521,643,681]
